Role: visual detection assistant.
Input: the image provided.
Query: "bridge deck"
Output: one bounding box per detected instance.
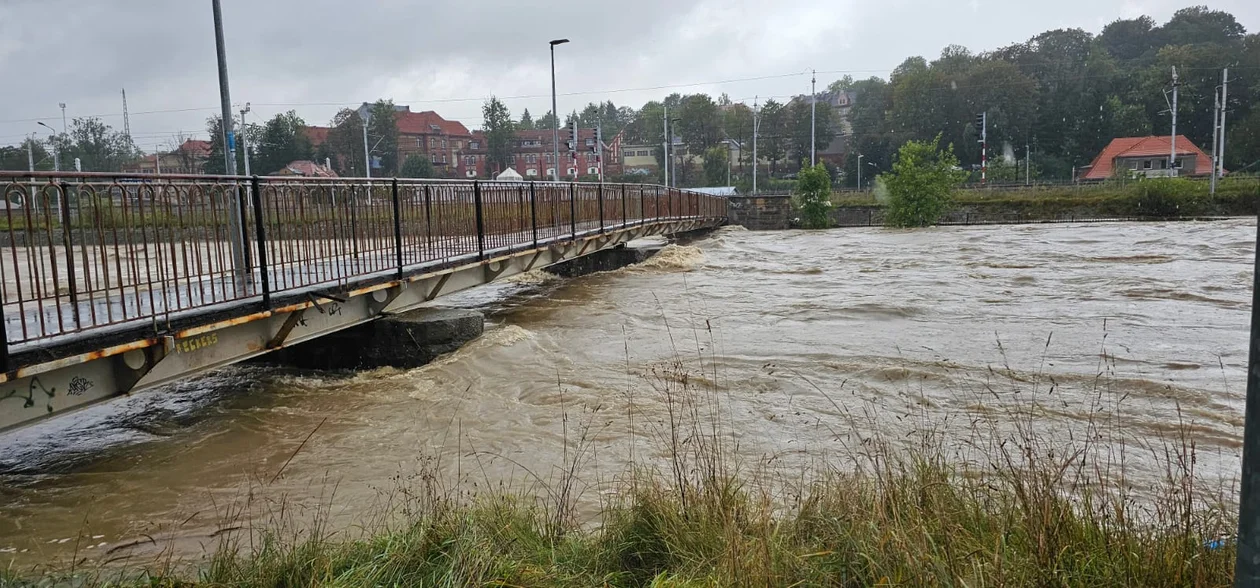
[0,173,725,433]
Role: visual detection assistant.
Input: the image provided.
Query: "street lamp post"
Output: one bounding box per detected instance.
[857,154,864,190]
[37,122,59,171]
[549,39,570,182]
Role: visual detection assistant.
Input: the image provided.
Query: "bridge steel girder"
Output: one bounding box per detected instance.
[0,219,713,433]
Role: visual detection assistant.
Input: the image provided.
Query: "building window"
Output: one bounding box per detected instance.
[526,168,538,177]
[416,138,423,147]
[545,153,554,163]
[546,168,555,177]
[430,137,438,148]
[1143,160,1152,170]
[469,141,480,150]
[442,139,447,149]
[585,138,595,147]
[508,155,516,164]
[527,154,538,164]
[1174,158,1183,169]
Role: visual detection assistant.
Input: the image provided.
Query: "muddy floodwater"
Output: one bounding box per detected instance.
[0,220,1253,568]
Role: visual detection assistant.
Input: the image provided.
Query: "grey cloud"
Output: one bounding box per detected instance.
[0,0,1257,149]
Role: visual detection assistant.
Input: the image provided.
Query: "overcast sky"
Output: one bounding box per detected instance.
[0,0,1256,152]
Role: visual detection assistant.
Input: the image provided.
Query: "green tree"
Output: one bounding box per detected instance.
[399,154,436,178]
[254,111,314,176]
[794,163,832,229]
[677,94,721,153]
[366,100,400,175]
[702,146,729,186]
[324,109,367,177]
[482,96,515,175]
[1227,108,1260,173]
[0,139,53,171]
[758,99,788,175]
[787,97,837,170]
[537,111,559,132]
[204,116,234,175]
[62,117,139,172]
[518,109,535,130]
[884,135,967,227]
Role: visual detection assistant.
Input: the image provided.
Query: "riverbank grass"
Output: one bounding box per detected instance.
[5,351,1238,586]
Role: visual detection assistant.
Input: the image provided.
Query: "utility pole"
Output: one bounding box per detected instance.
[752,97,759,196]
[977,112,988,186]
[1212,89,1221,195]
[121,89,132,145]
[1025,143,1030,185]
[596,121,604,182]
[240,103,252,177]
[810,70,817,167]
[27,134,34,173]
[212,0,246,281]
[59,103,67,136]
[1219,68,1229,181]
[1169,66,1179,174]
[663,106,670,188]
[362,112,371,179]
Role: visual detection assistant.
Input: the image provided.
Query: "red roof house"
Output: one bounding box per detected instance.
[1081,135,1215,180]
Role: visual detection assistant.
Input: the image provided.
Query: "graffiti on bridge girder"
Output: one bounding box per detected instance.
[1,377,57,413]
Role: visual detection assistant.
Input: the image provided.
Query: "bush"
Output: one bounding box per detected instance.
[794,164,833,229]
[1132,177,1209,216]
[884,135,967,227]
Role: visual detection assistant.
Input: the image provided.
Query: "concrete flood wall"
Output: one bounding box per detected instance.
[726,195,793,230]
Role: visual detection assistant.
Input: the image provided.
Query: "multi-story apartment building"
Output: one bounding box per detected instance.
[462,128,623,179]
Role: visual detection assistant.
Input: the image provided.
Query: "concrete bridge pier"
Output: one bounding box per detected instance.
[264,308,485,371]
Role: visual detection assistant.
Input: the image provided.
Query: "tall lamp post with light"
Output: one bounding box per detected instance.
[549,39,570,182]
[36,122,60,171]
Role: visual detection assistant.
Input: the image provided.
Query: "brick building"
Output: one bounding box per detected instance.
[122,139,211,174]
[463,128,623,179]
[306,106,473,177]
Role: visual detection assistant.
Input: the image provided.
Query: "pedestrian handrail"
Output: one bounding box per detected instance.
[0,172,727,368]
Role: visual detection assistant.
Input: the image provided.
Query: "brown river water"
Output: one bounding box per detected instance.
[0,220,1254,568]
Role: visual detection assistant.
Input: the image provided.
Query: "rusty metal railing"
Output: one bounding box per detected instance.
[0,172,726,368]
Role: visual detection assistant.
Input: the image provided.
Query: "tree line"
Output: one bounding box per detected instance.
[5,6,1252,187]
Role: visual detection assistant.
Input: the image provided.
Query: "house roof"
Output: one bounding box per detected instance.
[1082,135,1213,180]
[395,110,471,137]
[272,160,338,178]
[178,139,211,157]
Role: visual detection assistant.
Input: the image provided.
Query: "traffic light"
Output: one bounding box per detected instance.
[563,126,575,152]
[975,113,986,142]
[590,129,599,153]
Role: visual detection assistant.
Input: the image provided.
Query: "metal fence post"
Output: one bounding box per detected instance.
[621,184,627,227]
[529,182,538,248]
[639,187,646,226]
[391,178,403,279]
[249,175,270,309]
[57,180,81,328]
[569,182,577,239]
[1237,202,1260,585]
[424,184,433,256]
[473,180,486,260]
[598,183,605,232]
